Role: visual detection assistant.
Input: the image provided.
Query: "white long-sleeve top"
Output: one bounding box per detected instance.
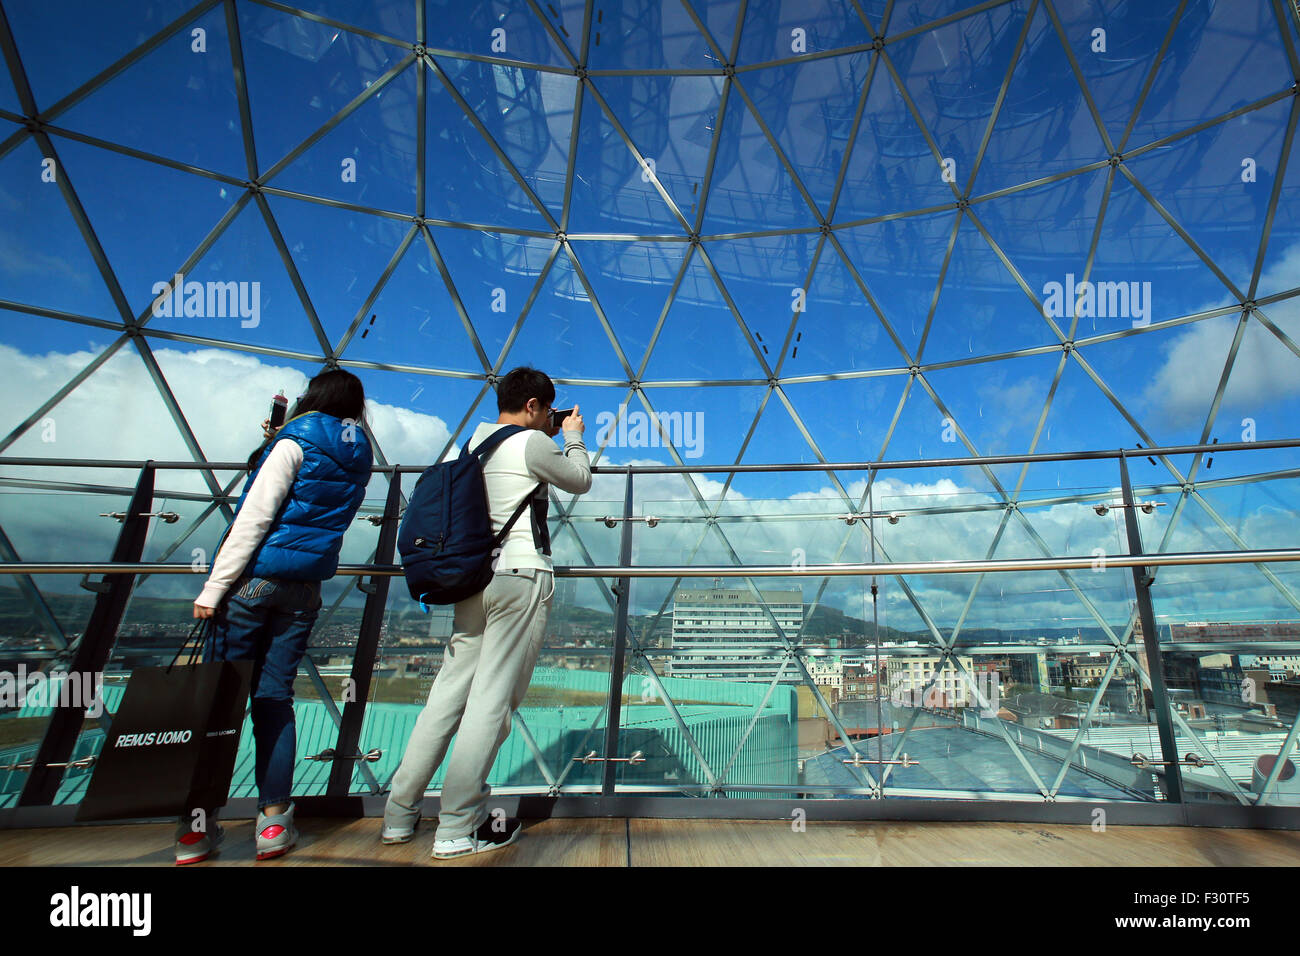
[471,422,592,573]
[196,439,304,608]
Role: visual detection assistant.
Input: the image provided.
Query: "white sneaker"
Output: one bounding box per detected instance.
[381,816,419,844]
[432,817,522,859]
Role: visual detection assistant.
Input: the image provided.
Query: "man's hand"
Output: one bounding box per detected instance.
[261,418,278,441]
[193,602,216,619]
[561,404,583,435]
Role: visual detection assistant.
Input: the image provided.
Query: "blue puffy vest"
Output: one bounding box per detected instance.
[230,411,373,581]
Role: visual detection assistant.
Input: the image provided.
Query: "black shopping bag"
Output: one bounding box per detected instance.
[76,621,252,822]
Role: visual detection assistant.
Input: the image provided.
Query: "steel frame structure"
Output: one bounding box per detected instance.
[3,440,1300,825]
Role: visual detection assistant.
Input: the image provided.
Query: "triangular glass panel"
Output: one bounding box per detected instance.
[780,377,902,465]
[782,239,898,374]
[738,0,874,65]
[834,55,961,221]
[570,240,691,375]
[972,168,1109,336]
[424,0,573,68]
[700,74,822,234]
[1036,337,1196,483]
[874,374,1009,500]
[587,0,725,70]
[641,245,769,381]
[267,195,411,350]
[1127,0,1293,150]
[683,0,742,64]
[237,3,409,172]
[1124,97,1292,297]
[4,0,196,110]
[1081,167,1238,338]
[885,1,1033,202]
[1253,122,1300,301]
[423,228,557,370]
[1004,486,1130,572]
[566,75,694,235]
[736,465,867,512]
[527,0,587,63]
[833,211,958,360]
[140,496,245,572]
[496,246,630,380]
[1,343,194,489]
[141,200,329,356]
[1182,312,1300,450]
[699,234,815,369]
[970,4,1111,197]
[285,0,415,40]
[57,3,246,175]
[423,76,554,232]
[1147,490,1276,621]
[342,227,487,373]
[920,350,1065,487]
[360,371,488,468]
[152,345,327,495]
[0,305,119,363]
[613,384,764,467]
[731,386,821,465]
[0,55,22,114]
[1051,0,1183,151]
[569,74,722,235]
[1188,451,1300,549]
[55,137,242,319]
[0,568,93,653]
[0,138,122,321]
[271,59,418,213]
[878,1,985,39]
[431,57,576,225]
[630,489,723,571]
[922,213,1064,364]
[742,53,872,221]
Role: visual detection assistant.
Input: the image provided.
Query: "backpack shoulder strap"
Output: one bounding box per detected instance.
[493,482,544,546]
[466,424,528,461]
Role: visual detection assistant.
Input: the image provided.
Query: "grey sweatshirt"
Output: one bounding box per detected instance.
[469,422,592,573]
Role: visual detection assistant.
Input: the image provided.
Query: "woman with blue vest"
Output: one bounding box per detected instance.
[184,369,373,864]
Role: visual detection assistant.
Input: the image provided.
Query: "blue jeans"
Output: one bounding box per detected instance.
[207,575,322,810]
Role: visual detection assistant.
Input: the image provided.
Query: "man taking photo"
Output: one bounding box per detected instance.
[383,366,592,858]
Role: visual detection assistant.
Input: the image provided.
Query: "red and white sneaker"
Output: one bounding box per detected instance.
[256,803,298,861]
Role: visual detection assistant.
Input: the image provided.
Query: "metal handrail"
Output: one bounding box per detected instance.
[1,437,1296,474]
[3,548,1298,578]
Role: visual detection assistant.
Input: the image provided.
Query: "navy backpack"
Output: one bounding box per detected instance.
[397,425,541,610]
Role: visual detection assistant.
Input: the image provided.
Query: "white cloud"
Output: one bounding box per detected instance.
[1141,241,1300,427]
[0,342,1294,626]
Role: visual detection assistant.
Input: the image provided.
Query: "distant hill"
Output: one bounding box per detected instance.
[0,587,1114,647]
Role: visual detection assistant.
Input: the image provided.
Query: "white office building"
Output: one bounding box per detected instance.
[667,588,804,683]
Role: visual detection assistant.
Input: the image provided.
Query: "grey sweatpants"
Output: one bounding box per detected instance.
[385,566,552,840]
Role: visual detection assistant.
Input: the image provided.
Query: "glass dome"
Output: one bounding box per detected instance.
[3,0,1300,812]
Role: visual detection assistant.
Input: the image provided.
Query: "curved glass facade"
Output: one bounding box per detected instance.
[2,0,1300,819]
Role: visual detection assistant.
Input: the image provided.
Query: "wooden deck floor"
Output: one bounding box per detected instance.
[3,817,1300,866]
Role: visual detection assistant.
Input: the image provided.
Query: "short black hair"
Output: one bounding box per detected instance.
[497,366,555,413]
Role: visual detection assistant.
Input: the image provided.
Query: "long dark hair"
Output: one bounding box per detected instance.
[246,369,367,472]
